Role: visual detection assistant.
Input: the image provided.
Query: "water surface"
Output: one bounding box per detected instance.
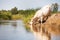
[0,20,60,40]
[0,20,34,40]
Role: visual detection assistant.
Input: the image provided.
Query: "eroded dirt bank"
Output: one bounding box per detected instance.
[31,13,60,35]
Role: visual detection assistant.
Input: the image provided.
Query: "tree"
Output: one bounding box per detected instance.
[0,11,12,20]
[11,7,18,14]
[53,3,58,13]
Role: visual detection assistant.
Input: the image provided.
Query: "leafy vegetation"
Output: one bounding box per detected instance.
[52,3,58,13]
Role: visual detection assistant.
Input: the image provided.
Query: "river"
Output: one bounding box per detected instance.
[0,20,35,40]
[0,20,60,40]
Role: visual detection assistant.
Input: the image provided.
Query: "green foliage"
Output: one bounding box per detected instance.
[0,14,9,20]
[52,3,58,13]
[0,10,12,20]
[18,9,36,23]
[11,7,18,14]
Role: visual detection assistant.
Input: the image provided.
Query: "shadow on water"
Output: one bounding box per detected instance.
[11,22,17,29]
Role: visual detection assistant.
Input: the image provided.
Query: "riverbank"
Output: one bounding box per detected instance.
[30,13,60,35]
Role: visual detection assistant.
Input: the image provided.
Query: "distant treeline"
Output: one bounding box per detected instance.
[0,7,37,20]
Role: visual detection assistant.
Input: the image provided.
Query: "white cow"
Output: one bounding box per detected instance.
[29,4,53,32]
[30,4,52,25]
[30,4,52,40]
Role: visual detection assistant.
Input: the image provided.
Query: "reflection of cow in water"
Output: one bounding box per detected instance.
[30,17,51,40]
[30,4,53,40]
